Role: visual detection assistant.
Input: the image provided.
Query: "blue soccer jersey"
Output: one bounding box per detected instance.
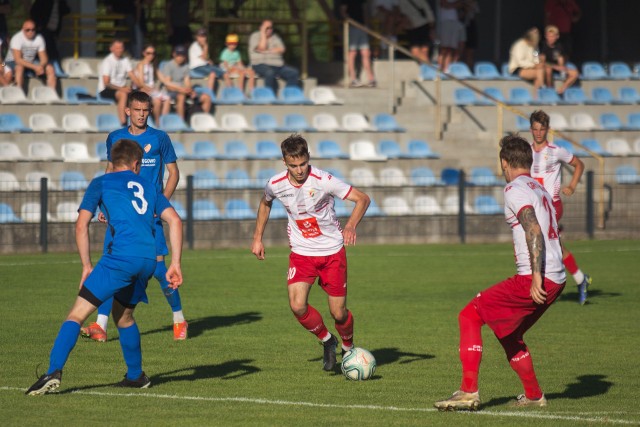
[79,170,172,259]
[106,127,177,195]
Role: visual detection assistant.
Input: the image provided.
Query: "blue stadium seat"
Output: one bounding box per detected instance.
[477,87,505,105]
[615,165,640,184]
[580,139,611,156]
[447,62,474,79]
[222,140,250,159]
[364,198,383,216]
[554,139,587,156]
[60,171,88,191]
[614,86,640,104]
[278,86,312,104]
[255,168,277,187]
[626,113,640,130]
[224,169,252,188]
[407,139,439,158]
[282,113,314,132]
[316,140,348,159]
[95,142,108,160]
[535,87,564,105]
[324,167,345,180]
[0,113,31,132]
[609,61,632,80]
[223,199,254,220]
[253,113,280,132]
[473,61,501,80]
[269,200,288,219]
[600,113,623,130]
[0,203,22,223]
[159,113,192,132]
[247,87,277,104]
[508,87,533,105]
[193,199,222,220]
[454,88,477,105]
[562,87,588,104]
[333,197,352,217]
[501,62,520,80]
[589,87,614,104]
[441,168,461,186]
[170,200,187,219]
[410,167,439,186]
[96,113,121,132]
[378,140,404,158]
[515,115,530,131]
[373,113,406,132]
[215,87,246,104]
[191,141,219,159]
[419,64,438,80]
[469,167,501,186]
[193,169,221,189]
[581,61,607,79]
[255,140,281,159]
[64,86,111,105]
[474,195,502,215]
[172,141,188,159]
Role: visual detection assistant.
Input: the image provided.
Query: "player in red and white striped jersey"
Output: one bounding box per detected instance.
[251,134,371,372]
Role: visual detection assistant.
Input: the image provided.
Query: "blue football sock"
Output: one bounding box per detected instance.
[97,297,114,317]
[118,323,143,380]
[48,320,81,374]
[154,260,182,312]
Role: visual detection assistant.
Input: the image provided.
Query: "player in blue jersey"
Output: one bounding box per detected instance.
[80,91,189,341]
[26,139,183,395]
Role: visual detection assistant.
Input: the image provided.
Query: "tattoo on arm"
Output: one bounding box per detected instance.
[519,207,545,274]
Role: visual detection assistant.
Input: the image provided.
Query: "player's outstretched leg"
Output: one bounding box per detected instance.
[563,251,591,305]
[154,260,188,340]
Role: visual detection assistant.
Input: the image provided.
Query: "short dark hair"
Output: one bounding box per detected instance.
[111,139,143,168]
[281,134,310,159]
[529,110,550,128]
[127,90,152,108]
[499,134,533,170]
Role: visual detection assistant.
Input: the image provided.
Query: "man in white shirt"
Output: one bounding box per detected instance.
[251,134,370,372]
[5,19,56,90]
[99,39,134,126]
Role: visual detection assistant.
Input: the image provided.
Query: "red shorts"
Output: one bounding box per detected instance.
[553,199,563,222]
[473,275,565,339]
[287,247,347,297]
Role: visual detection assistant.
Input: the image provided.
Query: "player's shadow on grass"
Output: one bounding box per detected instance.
[153,360,261,385]
[558,289,620,303]
[140,311,263,339]
[481,374,614,409]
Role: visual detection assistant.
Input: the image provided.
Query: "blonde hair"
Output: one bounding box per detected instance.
[545,25,559,35]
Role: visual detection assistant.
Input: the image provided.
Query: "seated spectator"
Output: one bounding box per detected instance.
[540,25,578,95]
[189,27,228,91]
[508,27,544,92]
[131,44,171,124]
[4,19,56,91]
[219,33,255,93]
[158,45,212,120]
[0,38,11,86]
[248,20,300,94]
[98,39,134,126]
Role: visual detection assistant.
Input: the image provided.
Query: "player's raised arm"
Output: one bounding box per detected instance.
[518,206,547,304]
[251,195,273,260]
[342,187,370,246]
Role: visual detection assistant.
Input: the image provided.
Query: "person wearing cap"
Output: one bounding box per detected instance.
[189,27,229,92]
[158,45,212,121]
[219,33,255,94]
[539,25,578,95]
[248,20,300,94]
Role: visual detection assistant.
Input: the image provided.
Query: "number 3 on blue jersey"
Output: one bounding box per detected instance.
[128,181,148,214]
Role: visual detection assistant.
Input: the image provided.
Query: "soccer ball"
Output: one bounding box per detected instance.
[341,347,376,381]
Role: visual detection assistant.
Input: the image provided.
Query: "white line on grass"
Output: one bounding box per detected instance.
[2,386,638,425]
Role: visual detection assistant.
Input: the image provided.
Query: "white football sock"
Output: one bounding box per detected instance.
[96,314,109,331]
[173,310,185,324]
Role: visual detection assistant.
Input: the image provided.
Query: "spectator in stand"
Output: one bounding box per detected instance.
[0,0,11,54]
[99,39,134,126]
[248,20,300,94]
[540,25,578,95]
[107,0,151,59]
[131,44,171,124]
[371,0,401,59]
[544,0,580,60]
[158,45,212,121]
[30,0,70,65]
[220,33,255,94]
[437,0,465,72]
[0,40,9,86]
[166,0,193,48]
[460,0,480,68]
[398,0,435,64]
[4,19,57,91]
[508,27,544,94]
[339,0,376,87]
[189,27,228,92]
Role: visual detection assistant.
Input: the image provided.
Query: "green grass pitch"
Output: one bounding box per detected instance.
[1,240,639,426]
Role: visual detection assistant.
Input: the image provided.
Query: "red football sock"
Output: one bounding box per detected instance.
[294,305,330,340]
[563,252,579,275]
[334,310,354,349]
[458,303,484,393]
[508,349,543,400]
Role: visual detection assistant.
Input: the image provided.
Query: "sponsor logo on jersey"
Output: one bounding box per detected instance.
[141,158,156,166]
[308,189,315,198]
[144,144,151,153]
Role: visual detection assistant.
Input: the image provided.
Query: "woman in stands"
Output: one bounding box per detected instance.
[508,27,544,94]
[131,44,171,125]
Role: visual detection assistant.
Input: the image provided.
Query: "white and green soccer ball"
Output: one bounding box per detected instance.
[341,347,376,381]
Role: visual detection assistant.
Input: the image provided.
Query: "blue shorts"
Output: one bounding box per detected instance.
[191,64,226,79]
[82,254,156,306]
[348,27,370,51]
[155,218,168,256]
